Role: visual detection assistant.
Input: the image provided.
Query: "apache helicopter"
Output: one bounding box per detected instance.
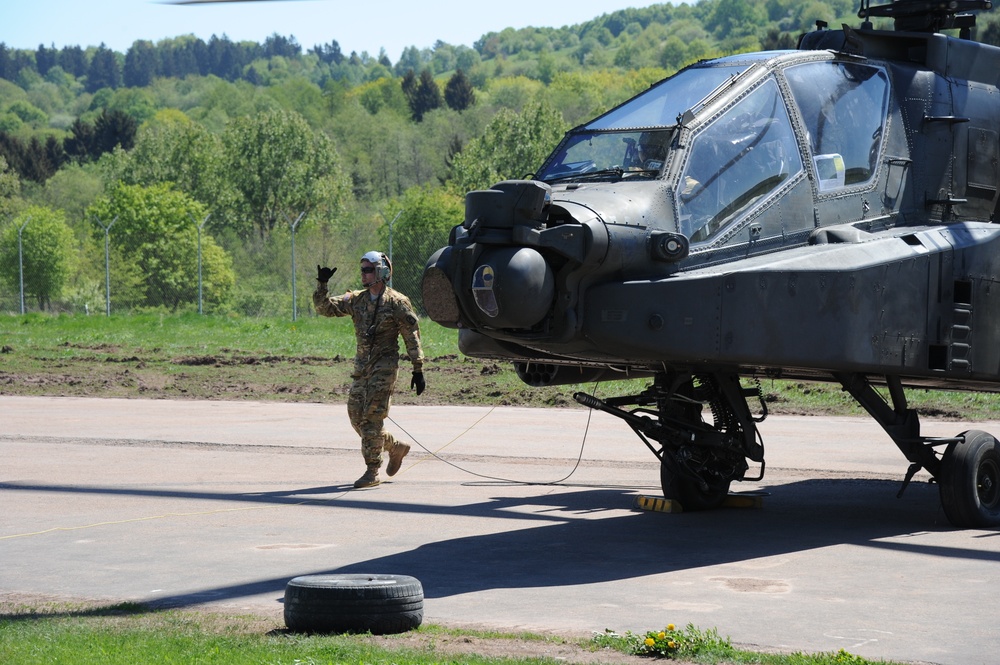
[421,0,1000,528]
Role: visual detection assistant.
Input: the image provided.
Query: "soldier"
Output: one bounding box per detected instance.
[314,251,426,488]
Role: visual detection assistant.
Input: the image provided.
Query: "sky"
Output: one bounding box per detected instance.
[2,0,664,62]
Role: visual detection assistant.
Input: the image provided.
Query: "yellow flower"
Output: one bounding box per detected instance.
[657,632,666,640]
[644,637,655,647]
[667,623,675,631]
[668,640,677,649]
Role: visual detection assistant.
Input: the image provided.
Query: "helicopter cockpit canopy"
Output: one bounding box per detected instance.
[535,60,755,183]
[536,51,891,247]
[678,77,802,242]
[679,59,889,244]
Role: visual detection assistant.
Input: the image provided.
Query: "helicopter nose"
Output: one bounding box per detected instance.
[471,246,554,329]
[422,245,556,330]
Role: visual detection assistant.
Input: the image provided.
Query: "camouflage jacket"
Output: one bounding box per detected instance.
[313,284,424,378]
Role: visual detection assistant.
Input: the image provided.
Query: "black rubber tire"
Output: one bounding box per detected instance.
[939,430,1000,528]
[284,574,424,635]
[660,460,730,511]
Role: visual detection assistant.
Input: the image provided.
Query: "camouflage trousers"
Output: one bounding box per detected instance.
[347,366,403,466]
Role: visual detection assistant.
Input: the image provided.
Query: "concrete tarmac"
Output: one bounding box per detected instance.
[2,396,999,664]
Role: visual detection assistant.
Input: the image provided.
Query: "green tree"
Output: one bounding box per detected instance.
[221,109,348,239]
[322,77,351,114]
[0,133,64,184]
[35,44,58,76]
[58,45,87,77]
[5,99,48,127]
[707,0,769,39]
[310,40,345,65]
[484,75,544,111]
[31,162,102,225]
[267,76,326,122]
[400,69,418,103]
[0,205,75,310]
[449,100,567,194]
[0,155,20,218]
[86,182,235,311]
[0,113,22,134]
[64,109,137,163]
[983,19,1000,47]
[106,87,158,125]
[381,185,464,311]
[94,108,137,154]
[354,77,409,116]
[660,35,689,71]
[614,41,640,69]
[63,117,96,162]
[395,47,430,77]
[0,44,13,81]
[575,36,604,65]
[444,69,475,111]
[409,69,442,121]
[86,44,122,92]
[102,109,226,217]
[430,41,457,74]
[761,28,797,50]
[124,39,157,88]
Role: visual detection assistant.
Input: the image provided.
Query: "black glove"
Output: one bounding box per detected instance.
[411,371,425,395]
[317,265,336,282]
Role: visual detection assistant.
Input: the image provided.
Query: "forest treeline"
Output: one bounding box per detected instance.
[2,0,999,315]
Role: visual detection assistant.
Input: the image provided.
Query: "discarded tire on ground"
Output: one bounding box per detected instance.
[284,574,424,634]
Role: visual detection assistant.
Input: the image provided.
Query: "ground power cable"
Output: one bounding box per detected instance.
[387,384,660,491]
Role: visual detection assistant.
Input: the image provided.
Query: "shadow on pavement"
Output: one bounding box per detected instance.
[2,476,985,614]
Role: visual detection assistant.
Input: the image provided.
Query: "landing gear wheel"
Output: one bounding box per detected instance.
[660,460,730,511]
[284,574,424,634]
[939,430,1000,528]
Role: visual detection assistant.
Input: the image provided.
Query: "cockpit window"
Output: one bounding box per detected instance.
[678,78,802,243]
[586,64,749,130]
[536,129,672,182]
[536,61,755,183]
[784,62,889,191]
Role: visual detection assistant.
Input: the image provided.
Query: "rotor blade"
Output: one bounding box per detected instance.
[166,0,306,5]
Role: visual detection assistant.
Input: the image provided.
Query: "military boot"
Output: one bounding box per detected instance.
[353,465,381,488]
[386,443,411,477]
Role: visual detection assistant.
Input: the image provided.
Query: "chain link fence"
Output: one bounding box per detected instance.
[0,210,443,318]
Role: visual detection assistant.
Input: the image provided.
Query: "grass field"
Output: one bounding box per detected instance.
[0,599,903,665]
[2,312,999,420]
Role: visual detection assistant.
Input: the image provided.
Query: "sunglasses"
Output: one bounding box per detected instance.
[360,267,376,274]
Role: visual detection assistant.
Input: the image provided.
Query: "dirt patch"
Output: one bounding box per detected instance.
[364,631,661,664]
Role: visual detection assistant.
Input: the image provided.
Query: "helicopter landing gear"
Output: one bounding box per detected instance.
[574,371,765,512]
[836,372,1000,528]
[939,430,1000,527]
[659,454,732,511]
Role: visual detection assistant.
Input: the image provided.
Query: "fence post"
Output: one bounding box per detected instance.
[379,209,402,289]
[285,212,306,321]
[190,213,211,315]
[92,216,117,316]
[16,216,31,314]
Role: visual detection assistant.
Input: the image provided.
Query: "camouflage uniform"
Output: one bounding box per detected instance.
[313,283,423,469]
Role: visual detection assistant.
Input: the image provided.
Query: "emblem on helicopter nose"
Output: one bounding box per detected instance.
[472,265,499,317]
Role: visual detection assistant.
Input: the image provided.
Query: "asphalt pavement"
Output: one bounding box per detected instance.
[2,395,999,664]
